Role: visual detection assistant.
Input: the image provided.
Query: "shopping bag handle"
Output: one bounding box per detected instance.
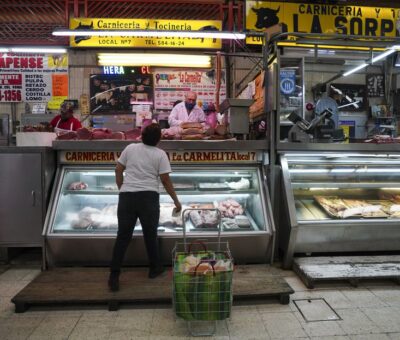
[187,240,207,253]
[193,259,216,277]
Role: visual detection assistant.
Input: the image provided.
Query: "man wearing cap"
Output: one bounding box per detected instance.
[168,91,206,127]
[50,102,82,133]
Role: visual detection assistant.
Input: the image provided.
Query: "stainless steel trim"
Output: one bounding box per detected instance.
[280,155,298,228]
[53,140,269,151]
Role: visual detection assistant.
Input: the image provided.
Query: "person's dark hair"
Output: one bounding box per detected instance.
[142,123,162,146]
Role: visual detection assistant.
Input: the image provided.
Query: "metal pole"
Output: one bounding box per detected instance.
[263,32,277,264]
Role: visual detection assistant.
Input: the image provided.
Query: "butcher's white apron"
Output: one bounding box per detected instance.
[54,119,73,133]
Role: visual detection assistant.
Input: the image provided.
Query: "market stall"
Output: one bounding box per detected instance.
[43,140,274,267]
[278,149,400,268]
[272,37,400,267]
[244,0,400,271]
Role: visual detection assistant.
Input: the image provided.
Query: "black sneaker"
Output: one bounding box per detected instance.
[148,266,165,279]
[108,272,120,292]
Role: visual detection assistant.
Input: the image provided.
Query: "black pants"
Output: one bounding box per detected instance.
[110,191,160,273]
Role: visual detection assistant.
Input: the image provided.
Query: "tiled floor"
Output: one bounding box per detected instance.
[0,265,399,339]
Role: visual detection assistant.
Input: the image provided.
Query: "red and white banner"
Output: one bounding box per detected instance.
[0,53,68,104]
[153,68,226,111]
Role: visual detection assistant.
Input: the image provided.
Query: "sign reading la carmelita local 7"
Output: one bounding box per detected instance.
[70,18,222,49]
[246,1,400,44]
[0,53,68,106]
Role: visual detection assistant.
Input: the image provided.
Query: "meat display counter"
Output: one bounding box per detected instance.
[279,152,400,268]
[44,146,273,266]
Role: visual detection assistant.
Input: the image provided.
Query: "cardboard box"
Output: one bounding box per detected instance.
[16,132,57,147]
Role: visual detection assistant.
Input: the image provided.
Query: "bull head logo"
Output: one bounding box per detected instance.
[73,22,94,44]
[251,6,280,29]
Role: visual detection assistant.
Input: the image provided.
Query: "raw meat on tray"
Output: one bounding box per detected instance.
[68,181,88,190]
[189,210,219,228]
[217,199,244,218]
[314,196,388,218]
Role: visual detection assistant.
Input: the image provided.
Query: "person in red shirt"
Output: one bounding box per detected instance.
[50,102,82,133]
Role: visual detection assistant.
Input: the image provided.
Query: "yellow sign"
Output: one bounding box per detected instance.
[47,97,67,110]
[246,1,400,45]
[340,125,350,144]
[70,18,222,49]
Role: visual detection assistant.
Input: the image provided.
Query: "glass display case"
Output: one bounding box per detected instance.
[51,167,266,234]
[279,153,400,268]
[44,164,272,266]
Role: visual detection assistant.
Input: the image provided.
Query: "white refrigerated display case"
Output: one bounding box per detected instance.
[279,152,400,268]
[44,143,274,267]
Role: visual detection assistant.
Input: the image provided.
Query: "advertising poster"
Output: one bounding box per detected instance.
[90,73,153,114]
[153,68,226,111]
[366,74,385,97]
[280,70,296,95]
[0,52,68,105]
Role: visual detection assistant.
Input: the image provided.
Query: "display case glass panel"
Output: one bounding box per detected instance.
[50,167,267,234]
[284,153,400,222]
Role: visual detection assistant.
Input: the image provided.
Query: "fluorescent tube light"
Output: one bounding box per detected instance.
[371,48,396,63]
[343,46,400,76]
[343,63,368,77]
[53,29,245,40]
[98,53,211,68]
[0,47,67,53]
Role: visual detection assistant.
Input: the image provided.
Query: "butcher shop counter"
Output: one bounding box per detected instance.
[278,151,400,268]
[43,140,274,267]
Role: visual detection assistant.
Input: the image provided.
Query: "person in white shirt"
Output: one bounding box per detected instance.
[109,123,181,291]
[168,91,206,127]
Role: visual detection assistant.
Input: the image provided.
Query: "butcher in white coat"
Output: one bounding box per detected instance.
[168,91,206,127]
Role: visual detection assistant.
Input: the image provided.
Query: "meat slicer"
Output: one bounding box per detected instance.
[287,109,344,142]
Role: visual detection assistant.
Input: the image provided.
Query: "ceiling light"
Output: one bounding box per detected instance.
[53,29,245,40]
[0,47,67,53]
[343,45,400,76]
[343,63,368,77]
[371,48,396,63]
[98,53,211,68]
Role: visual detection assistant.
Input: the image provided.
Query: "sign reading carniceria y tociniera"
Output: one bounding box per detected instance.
[70,18,222,49]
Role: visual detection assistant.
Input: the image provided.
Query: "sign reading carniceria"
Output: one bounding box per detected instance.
[246,1,400,44]
[70,18,222,49]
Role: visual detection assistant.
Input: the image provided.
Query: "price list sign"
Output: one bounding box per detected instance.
[0,74,22,102]
[0,53,68,103]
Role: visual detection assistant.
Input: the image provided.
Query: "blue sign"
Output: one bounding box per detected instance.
[280,70,296,95]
